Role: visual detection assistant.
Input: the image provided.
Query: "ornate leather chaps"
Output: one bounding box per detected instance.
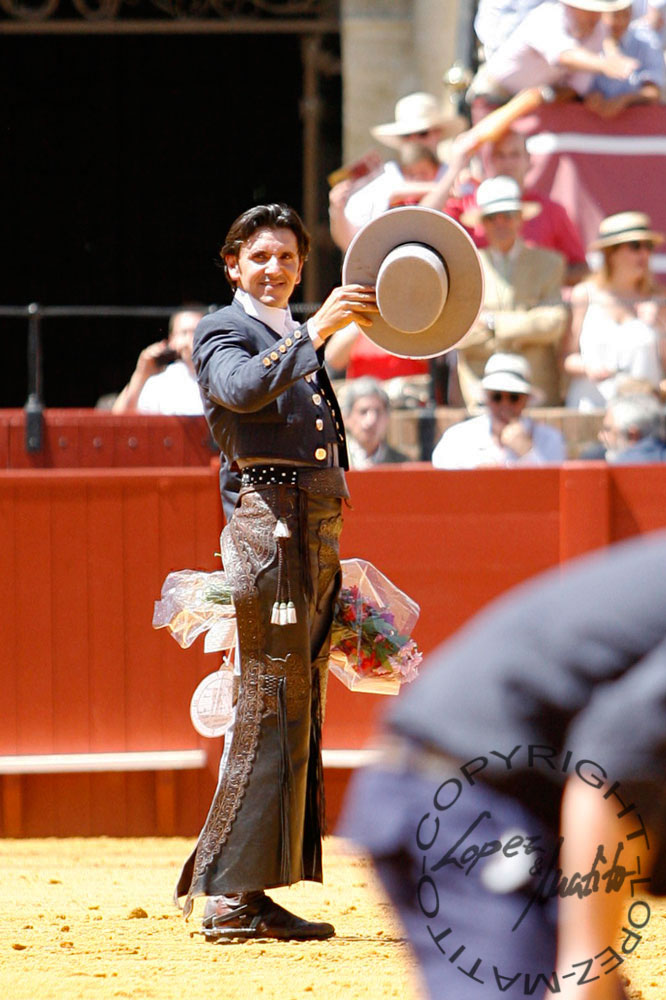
[176,470,346,916]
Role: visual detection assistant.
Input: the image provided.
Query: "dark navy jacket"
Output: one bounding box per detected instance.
[193,299,348,518]
[390,529,666,892]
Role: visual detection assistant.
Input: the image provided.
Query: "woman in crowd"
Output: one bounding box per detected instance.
[563,211,666,410]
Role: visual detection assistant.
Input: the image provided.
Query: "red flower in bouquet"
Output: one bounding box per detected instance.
[330,585,422,684]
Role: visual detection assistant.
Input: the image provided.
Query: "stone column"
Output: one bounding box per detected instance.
[340,0,461,163]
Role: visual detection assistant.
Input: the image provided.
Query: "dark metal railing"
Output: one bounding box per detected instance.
[0,302,320,454]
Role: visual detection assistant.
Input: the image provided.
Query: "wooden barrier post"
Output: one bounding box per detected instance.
[559,462,611,564]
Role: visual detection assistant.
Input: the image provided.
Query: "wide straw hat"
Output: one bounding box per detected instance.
[460,176,541,228]
[370,93,465,150]
[342,206,484,360]
[562,0,632,10]
[589,211,664,251]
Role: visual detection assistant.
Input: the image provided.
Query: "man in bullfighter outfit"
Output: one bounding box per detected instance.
[175,203,378,940]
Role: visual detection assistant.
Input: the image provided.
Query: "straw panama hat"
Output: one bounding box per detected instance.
[371,93,465,150]
[342,206,484,360]
[589,211,664,251]
[561,0,633,10]
[460,176,541,228]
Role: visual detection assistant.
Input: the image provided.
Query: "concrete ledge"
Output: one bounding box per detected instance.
[323,748,381,769]
[0,748,377,776]
[0,749,207,775]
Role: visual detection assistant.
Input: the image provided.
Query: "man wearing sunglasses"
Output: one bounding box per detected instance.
[453,176,569,409]
[431,352,566,468]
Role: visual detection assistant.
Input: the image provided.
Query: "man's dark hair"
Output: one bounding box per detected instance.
[219,203,311,288]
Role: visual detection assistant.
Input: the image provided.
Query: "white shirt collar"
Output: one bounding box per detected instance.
[488,239,522,268]
[235,288,297,337]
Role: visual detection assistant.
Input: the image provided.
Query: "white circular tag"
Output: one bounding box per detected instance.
[189,669,235,738]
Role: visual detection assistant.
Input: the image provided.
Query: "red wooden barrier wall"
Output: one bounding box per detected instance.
[0,410,215,469]
[2,463,666,838]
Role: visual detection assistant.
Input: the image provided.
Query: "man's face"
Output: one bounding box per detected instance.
[485,133,531,187]
[599,410,623,459]
[225,226,303,309]
[564,4,602,40]
[168,310,203,366]
[398,126,443,155]
[481,210,522,253]
[485,388,528,430]
[604,7,632,40]
[402,157,439,182]
[346,394,390,455]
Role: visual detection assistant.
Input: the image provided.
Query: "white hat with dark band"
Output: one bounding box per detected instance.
[589,211,664,251]
[461,176,541,228]
[481,353,534,396]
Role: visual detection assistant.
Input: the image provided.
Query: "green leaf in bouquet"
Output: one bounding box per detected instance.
[204,583,234,606]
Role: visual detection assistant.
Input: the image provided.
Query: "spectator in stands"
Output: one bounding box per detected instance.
[599,392,666,460]
[585,1,665,117]
[422,128,588,285]
[386,143,441,207]
[324,323,430,384]
[472,0,640,103]
[563,211,666,410]
[634,0,666,42]
[112,307,205,415]
[328,93,463,253]
[431,352,567,467]
[474,0,545,60]
[451,177,568,408]
[341,377,410,469]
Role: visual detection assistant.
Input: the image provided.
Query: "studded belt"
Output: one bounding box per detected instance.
[240,463,349,499]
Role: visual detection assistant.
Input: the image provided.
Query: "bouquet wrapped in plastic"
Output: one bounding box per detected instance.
[328,558,422,695]
[153,559,421,732]
[152,569,236,653]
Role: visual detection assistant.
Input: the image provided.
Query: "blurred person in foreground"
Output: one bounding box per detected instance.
[341,377,410,469]
[431,352,566,468]
[452,176,568,408]
[340,528,666,999]
[175,203,378,940]
[112,307,205,415]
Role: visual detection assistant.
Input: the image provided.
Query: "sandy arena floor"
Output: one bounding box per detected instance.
[1,837,664,1000]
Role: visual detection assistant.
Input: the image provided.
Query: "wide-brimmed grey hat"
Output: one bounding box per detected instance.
[342,206,484,360]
